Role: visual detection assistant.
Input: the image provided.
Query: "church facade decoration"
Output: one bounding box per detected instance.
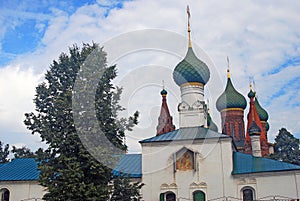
[174,148,195,171]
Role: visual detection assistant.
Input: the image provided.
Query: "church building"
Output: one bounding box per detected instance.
[124,6,300,201]
[1,6,300,201]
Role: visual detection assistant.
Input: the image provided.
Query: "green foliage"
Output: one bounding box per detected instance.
[110,176,144,201]
[0,141,9,163]
[24,43,140,200]
[270,128,300,165]
[12,146,35,158]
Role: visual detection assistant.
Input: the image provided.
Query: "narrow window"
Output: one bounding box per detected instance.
[193,191,205,201]
[231,124,235,139]
[1,188,10,201]
[243,188,254,201]
[160,193,165,201]
[239,123,243,140]
[166,192,176,201]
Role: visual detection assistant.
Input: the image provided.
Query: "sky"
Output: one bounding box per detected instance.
[0,0,300,153]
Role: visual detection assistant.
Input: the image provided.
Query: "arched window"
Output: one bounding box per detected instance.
[193,191,205,201]
[166,192,176,201]
[0,188,10,201]
[231,124,235,139]
[160,193,164,201]
[160,192,176,201]
[242,187,255,201]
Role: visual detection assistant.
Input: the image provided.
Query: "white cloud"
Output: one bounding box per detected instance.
[0,65,46,150]
[0,66,42,131]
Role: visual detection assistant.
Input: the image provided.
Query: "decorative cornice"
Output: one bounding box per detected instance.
[221,108,244,112]
[180,82,204,88]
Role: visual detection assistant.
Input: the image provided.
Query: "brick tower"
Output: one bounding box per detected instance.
[216,68,247,151]
[156,88,175,136]
[254,94,269,156]
[244,86,264,156]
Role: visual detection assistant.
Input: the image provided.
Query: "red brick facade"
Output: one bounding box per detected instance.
[221,109,245,151]
[244,94,269,156]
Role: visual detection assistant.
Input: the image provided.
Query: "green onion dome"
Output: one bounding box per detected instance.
[254,97,269,122]
[216,72,247,112]
[248,121,261,135]
[248,89,255,98]
[207,112,218,132]
[265,121,270,131]
[161,89,167,96]
[173,48,210,86]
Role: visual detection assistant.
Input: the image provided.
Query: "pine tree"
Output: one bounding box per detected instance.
[270,128,300,165]
[12,146,35,158]
[110,176,144,201]
[0,141,9,163]
[24,43,139,200]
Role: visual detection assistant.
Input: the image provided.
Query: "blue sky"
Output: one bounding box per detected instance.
[0,0,126,65]
[0,0,300,153]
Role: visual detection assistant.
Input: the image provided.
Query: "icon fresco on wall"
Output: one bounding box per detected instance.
[175,149,194,170]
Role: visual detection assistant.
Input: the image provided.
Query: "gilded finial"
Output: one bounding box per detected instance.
[227,56,231,78]
[161,80,167,96]
[187,5,192,48]
[253,80,257,98]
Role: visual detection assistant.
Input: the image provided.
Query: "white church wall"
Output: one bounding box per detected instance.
[141,137,236,200]
[255,173,299,199]
[234,172,300,200]
[141,138,300,201]
[0,181,45,200]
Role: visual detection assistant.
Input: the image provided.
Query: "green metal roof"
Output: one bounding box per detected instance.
[0,158,40,181]
[2,152,300,180]
[248,89,255,98]
[266,121,270,131]
[140,126,229,143]
[232,152,300,174]
[0,155,142,181]
[173,47,210,86]
[160,89,168,95]
[112,154,142,178]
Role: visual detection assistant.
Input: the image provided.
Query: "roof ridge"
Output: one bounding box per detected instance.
[140,126,229,143]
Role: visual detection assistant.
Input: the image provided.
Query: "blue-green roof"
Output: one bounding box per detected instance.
[112,154,142,178]
[0,155,142,181]
[232,152,300,174]
[140,126,229,143]
[0,158,40,181]
[3,151,300,181]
